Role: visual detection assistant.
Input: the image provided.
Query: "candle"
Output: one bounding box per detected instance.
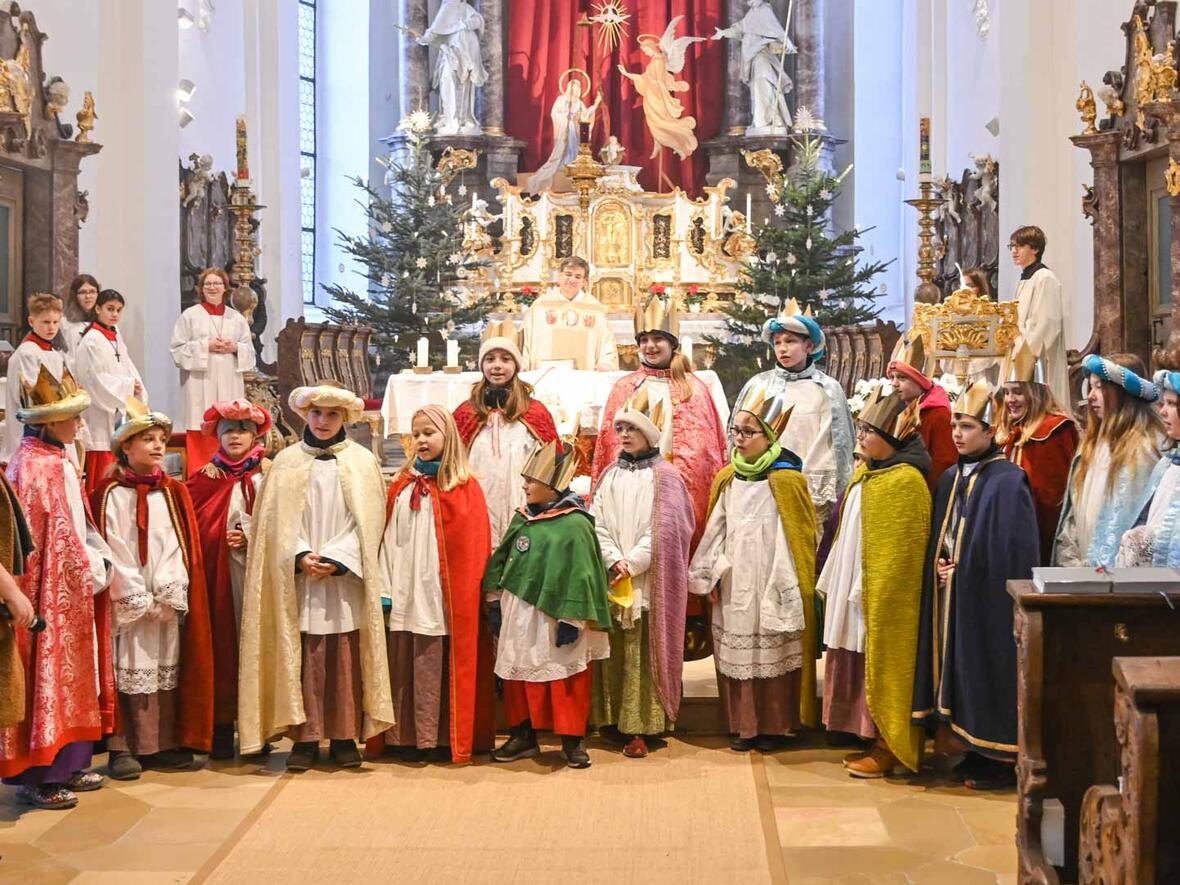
[919,116,931,177]
[446,339,459,368]
[745,193,752,231]
[682,335,694,366]
[235,115,249,180]
[471,191,477,211]
[416,336,429,368]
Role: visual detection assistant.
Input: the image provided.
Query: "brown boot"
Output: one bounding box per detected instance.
[842,749,871,767]
[845,742,900,779]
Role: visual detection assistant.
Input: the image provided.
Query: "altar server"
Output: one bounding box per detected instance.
[1053,355,1161,569]
[2,294,70,465]
[61,273,100,352]
[485,439,612,769]
[1011,226,1071,409]
[170,268,256,475]
[820,388,930,778]
[453,322,557,546]
[73,290,147,494]
[520,257,619,371]
[1117,370,1180,567]
[732,298,854,530]
[237,385,393,771]
[379,405,495,764]
[592,296,727,551]
[1,367,114,809]
[92,401,214,778]
[589,389,694,757]
[689,386,819,751]
[887,334,956,493]
[185,399,271,759]
[996,340,1078,564]
[912,381,1039,790]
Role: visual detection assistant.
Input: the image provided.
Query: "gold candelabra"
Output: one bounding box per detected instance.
[904,179,945,304]
[228,179,263,324]
[565,142,606,211]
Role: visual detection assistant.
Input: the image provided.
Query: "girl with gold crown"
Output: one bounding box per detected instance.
[378,405,495,765]
[589,388,694,758]
[689,387,820,752]
[91,400,214,781]
[453,322,557,548]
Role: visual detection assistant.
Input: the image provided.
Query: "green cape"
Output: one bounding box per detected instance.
[482,505,613,629]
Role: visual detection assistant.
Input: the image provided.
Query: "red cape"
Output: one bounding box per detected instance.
[92,474,215,752]
[185,461,263,725]
[453,398,557,448]
[1005,414,1079,564]
[918,389,957,494]
[0,438,116,777]
[379,472,495,764]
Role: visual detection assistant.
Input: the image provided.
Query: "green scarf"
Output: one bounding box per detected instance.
[731,439,783,478]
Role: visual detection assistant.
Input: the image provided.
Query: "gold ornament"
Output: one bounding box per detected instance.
[741,148,784,186]
[1076,81,1098,135]
[953,379,998,425]
[76,91,97,144]
[521,438,580,491]
[1167,157,1180,197]
[736,383,794,439]
[436,146,479,185]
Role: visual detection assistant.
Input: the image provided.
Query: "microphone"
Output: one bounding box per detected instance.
[0,601,46,632]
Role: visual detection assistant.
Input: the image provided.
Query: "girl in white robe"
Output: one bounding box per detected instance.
[61,273,100,353]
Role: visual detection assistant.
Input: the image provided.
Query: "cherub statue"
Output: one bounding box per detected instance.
[599,135,626,166]
[969,152,997,214]
[934,174,961,225]
[45,77,70,118]
[182,153,214,208]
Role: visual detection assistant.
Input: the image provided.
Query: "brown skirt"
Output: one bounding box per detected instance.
[822,648,878,740]
[110,689,179,756]
[384,631,450,749]
[287,631,363,743]
[716,668,801,739]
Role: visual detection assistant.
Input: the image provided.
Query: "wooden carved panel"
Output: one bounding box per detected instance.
[932,162,1000,300]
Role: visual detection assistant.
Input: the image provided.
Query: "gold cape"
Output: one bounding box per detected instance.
[707,465,820,727]
[236,439,394,752]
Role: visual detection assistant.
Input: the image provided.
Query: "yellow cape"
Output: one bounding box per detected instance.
[707,465,819,727]
[237,439,394,752]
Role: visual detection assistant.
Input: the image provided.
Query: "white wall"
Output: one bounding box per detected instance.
[178,0,247,172]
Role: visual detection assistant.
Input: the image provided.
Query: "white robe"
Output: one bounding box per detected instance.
[688,477,805,680]
[105,486,189,695]
[2,342,67,463]
[520,289,619,372]
[379,481,447,636]
[1056,441,1111,566]
[64,460,113,596]
[817,483,865,653]
[492,590,610,682]
[589,461,654,628]
[468,416,541,547]
[61,318,91,353]
[1015,266,1070,409]
[226,472,263,629]
[170,305,256,431]
[296,458,366,635]
[72,326,146,452]
[777,379,837,508]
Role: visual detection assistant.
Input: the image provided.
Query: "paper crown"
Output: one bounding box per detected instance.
[888,334,932,388]
[762,297,826,358]
[111,396,173,454]
[737,384,794,439]
[1001,338,1047,386]
[633,295,680,341]
[953,379,998,424]
[16,365,91,425]
[859,386,921,442]
[521,437,580,491]
[613,384,669,449]
[479,318,523,367]
[288,384,365,423]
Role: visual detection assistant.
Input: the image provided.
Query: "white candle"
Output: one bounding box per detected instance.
[746,193,752,231]
[471,191,477,211]
[446,339,459,368]
[416,336,429,368]
[682,335,693,365]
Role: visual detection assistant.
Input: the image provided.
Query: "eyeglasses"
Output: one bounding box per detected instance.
[732,427,766,440]
[1007,243,1023,251]
[855,424,878,438]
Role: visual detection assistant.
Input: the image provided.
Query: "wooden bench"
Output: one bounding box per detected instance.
[824,320,902,395]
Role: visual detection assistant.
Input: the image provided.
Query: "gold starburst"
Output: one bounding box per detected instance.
[591,0,630,53]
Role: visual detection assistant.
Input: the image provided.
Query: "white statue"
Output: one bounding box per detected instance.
[528,70,601,193]
[418,0,488,136]
[711,0,796,135]
[599,135,626,166]
[969,152,998,213]
[934,173,961,225]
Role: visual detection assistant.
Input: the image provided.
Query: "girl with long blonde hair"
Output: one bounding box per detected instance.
[1053,354,1162,567]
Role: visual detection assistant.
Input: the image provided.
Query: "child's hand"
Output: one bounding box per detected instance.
[936,558,954,587]
[133,380,144,398]
[610,560,631,584]
[226,529,247,549]
[0,586,35,629]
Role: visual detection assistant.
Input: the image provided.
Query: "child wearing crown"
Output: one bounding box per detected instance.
[2,294,72,466]
[378,405,495,764]
[1,366,115,809]
[485,439,612,769]
[818,389,931,778]
[453,324,557,547]
[588,389,694,758]
[185,399,272,759]
[689,388,820,751]
[732,299,855,533]
[887,334,956,493]
[91,400,214,780]
[237,385,394,772]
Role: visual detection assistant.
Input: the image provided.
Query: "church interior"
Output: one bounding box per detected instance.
[2,1,1179,882]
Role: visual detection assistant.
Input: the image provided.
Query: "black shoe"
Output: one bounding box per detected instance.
[952,752,986,783]
[210,724,236,760]
[107,750,142,781]
[329,739,363,768]
[561,735,591,769]
[491,723,539,762]
[754,734,791,753]
[286,741,319,772]
[387,745,425,762]
[729,736,756,752]
[423,746,452,763]
[964,757,1016,791]
[148,749,196,771]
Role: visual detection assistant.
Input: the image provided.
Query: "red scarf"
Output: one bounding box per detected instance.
[21,332,54,351]
[118,468,164,565]
[86,322,119,342]
[210,445,264,515]
[200,301,226,316]
[408,473,433,511]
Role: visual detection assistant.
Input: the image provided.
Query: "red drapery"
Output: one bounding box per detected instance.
[504,0,726,195]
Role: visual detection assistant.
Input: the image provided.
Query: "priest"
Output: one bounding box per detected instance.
[520,257,619,371]
[912,380,1039,790]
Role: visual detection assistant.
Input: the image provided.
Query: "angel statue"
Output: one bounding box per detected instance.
[617,16,704,167]
[417,0,488,136]
[528,69,602,194]
[712,0,796,134]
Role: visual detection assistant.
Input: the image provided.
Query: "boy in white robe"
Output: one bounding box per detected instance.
[2,294,70,465]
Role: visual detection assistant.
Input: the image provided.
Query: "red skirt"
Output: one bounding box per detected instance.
[503,669,592,737]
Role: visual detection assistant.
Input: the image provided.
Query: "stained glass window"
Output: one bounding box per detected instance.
[298,0,316,305]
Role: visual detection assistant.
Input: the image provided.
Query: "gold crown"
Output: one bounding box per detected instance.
[16,365,91,424]
[1001,338,1046,385]
[858,386,920,441]
[521,437,580,491]
[891,333,930,378]
[481,318,519,344]
[738,384,794,439]
[953,379,997,424]
[622,385,668,432]
[633,295,680,340]
[771,297,814,323]
[111,395,173,454]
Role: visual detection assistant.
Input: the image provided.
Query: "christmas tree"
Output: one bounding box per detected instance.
[710,109,891,395]
[321,110,491,374]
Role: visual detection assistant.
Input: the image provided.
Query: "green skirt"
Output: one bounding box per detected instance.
[591,615,668,736]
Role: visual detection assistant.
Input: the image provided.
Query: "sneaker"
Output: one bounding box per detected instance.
[729,736,756,752]
[561,735,591,769]
[622,736,649,758]
[329,739,363,768]
[491,724,539,763]
[846,742,902,779]
[65,770,105,792]
[286,741,319,772]
[148,749,195,771]
[17,784,78,810]
[210,724,236,760]
[107,750,142,781]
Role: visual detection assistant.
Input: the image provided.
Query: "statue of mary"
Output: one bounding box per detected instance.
[527,69,601,194]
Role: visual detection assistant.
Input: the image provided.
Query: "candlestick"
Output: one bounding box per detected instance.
[446,339,459,368]
[745,192,752,232]
[236,115,249,181]
[682,335,694,366]
[919,116,931,177]
[416,336,429,368]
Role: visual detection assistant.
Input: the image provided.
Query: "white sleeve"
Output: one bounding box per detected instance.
[170,310,209,372]
[316,509,364,579]
[624,522,653,578]
[73,336,136,413]
[103,497,153,629]
[688,493,729,595]
[589,486,625,567]
[233,312,257,373]
[1023,273,1063,355]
